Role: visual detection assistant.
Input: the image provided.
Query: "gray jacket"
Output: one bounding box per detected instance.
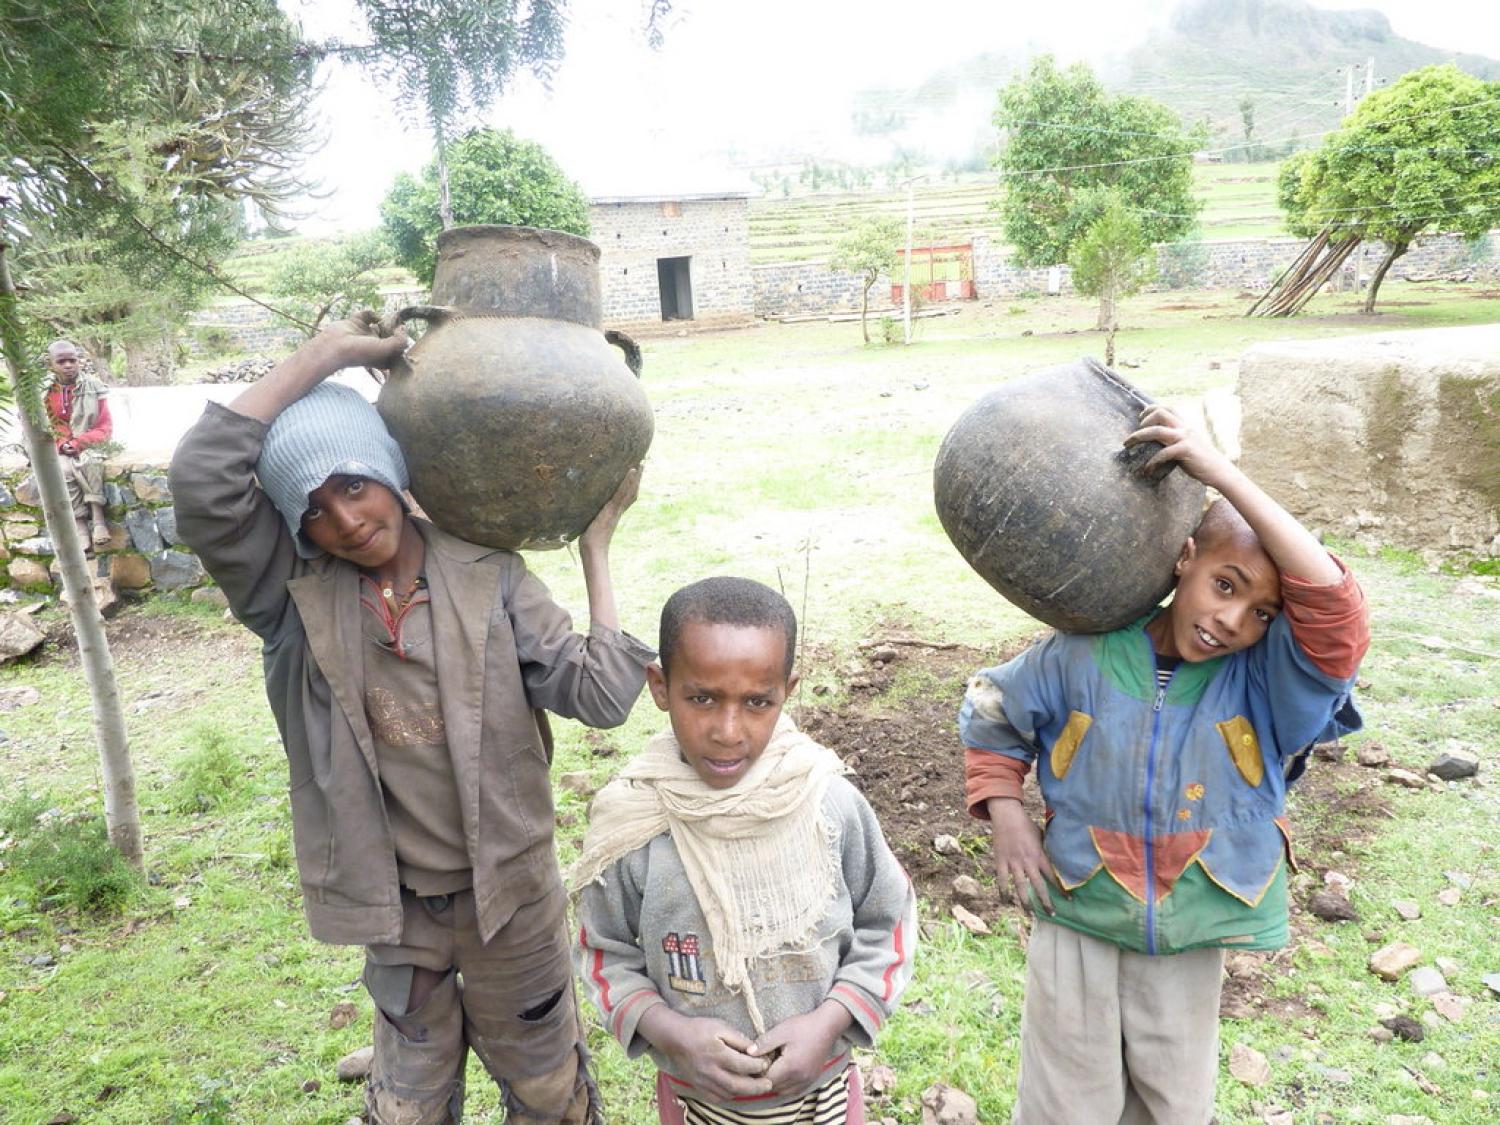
[574,776,917,1107]
[170,402,652,945]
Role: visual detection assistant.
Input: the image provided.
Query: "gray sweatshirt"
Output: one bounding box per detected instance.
[574,775,917,1108]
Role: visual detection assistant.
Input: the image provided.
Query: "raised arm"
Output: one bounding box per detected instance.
[1126,404,1341,586]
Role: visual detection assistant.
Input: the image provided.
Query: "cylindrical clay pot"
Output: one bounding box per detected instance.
[378,225,654,550]
[933,358,1206,633]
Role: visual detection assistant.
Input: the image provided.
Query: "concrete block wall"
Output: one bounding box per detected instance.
[590,198,755,328]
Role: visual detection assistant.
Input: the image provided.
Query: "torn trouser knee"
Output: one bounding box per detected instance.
[366,966,466,1125]
[500,1038,601,1125]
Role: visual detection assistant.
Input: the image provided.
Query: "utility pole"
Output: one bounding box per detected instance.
[1365,57,1374,99]
[900,174,927,345]
[1344,65,1355,116]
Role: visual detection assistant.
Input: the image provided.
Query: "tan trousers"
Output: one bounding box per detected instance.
[363,885,596,1125]
[57,454,106,519]
[1013,920,1226,1125]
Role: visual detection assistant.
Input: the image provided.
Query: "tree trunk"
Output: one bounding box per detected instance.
[1096,284,1117,332]
[1105,326,1117,367]
[860,279,871,343]
[122,331,176,386]
[0,241,142,867]
[1362,240,1407,314]
[435,122,454,232]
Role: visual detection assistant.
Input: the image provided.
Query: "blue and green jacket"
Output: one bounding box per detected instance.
[961,564,1368,955]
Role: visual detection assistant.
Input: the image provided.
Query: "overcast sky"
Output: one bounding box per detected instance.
[283,0,1500,233]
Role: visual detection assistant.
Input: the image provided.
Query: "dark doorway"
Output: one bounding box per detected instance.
[657,257,693,320]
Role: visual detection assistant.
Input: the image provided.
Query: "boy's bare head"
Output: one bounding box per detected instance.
[658,577,797,681]
[650,577,801,789]
[1190,499,1261,558]
[1148,499,1281,661]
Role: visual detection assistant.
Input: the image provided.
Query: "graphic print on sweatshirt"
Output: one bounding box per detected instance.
[662,932,708,995]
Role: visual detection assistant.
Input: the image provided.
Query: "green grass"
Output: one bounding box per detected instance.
[2,285,1497,1121]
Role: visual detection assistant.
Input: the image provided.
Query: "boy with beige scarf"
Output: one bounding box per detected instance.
[571,577,916,1124]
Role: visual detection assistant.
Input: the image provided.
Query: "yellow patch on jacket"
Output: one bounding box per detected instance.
[1050,711,1093,779]
[1216,715,1264,787]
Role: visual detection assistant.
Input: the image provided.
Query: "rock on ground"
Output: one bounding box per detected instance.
[1307,890,1359,922]
[920,1083,978,1125]
[1427,748,1479,780]
[335,1045,373,1082]
[1228,1043,1271,1086]
[1379,1015,1425,1042]
[1408,966,1448,996]
[1356,743,1392,768]
[1368,942,1422,981]
[0,611,45,663]
[951,904,990,935]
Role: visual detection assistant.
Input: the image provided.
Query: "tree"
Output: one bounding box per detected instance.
[828,216,902,343]
[269,232,395,337]
[1,0,322,864]
[1277,65,1500,313]
[1067,192,1157,361]
[992,55,1203,269]
[4,0,318,384]
[380,127,590,285]
[1237,96,1265,163]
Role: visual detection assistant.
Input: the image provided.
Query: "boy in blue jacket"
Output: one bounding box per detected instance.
[961,405,1369,1124]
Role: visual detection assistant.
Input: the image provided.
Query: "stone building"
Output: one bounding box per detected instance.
[586,171,755,330]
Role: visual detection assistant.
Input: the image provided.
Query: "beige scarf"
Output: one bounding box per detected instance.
[569,715,846,1033]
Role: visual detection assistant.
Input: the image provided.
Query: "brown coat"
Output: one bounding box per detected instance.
[170,402,652,945]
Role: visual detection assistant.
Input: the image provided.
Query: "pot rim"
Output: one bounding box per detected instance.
[435,224,601,261]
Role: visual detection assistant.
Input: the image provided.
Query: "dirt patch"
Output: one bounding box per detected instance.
[798,630,1041,921]
[1152,302,1219,311]
[36,605,254,669]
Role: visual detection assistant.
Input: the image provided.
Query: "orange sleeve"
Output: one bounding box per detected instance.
[965,748,1030,820]
[1280,555,1370,681]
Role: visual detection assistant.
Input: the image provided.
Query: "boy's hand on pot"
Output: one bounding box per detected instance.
[579,465,642,554]
[312,312,409,373]
[751,1002,851,1096]
[987,797,1061,915]
[1124,404,1232,486]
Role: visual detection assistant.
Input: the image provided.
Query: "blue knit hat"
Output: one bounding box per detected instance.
[256,382,410,558]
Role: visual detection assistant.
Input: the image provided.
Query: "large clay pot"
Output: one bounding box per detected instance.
[377,225,653,550]
[933,358,1206,633]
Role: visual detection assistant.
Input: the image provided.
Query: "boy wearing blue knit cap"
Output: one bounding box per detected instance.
[170,314,652,1124]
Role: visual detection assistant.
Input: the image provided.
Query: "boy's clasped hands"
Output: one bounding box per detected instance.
[638,999,852,1100]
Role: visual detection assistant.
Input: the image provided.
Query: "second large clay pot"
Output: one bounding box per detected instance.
[377,225,653,550]
[933,357,1206,633]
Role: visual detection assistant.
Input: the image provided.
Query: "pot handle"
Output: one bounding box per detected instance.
[605,329,643,377]
[367,305,456,383]
[1120,440,1181,485]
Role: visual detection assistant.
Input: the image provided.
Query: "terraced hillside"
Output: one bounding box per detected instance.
[747,163,1284,263]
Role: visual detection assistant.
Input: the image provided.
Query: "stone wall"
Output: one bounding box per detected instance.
[1,464,215,608]
[750,229,1500,319]
[589,197,755,327]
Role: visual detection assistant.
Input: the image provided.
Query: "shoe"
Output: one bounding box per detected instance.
[91,523,112,548]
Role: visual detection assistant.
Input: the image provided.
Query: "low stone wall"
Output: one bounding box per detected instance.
[750,230,1500,319]
[1,464,216,607]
